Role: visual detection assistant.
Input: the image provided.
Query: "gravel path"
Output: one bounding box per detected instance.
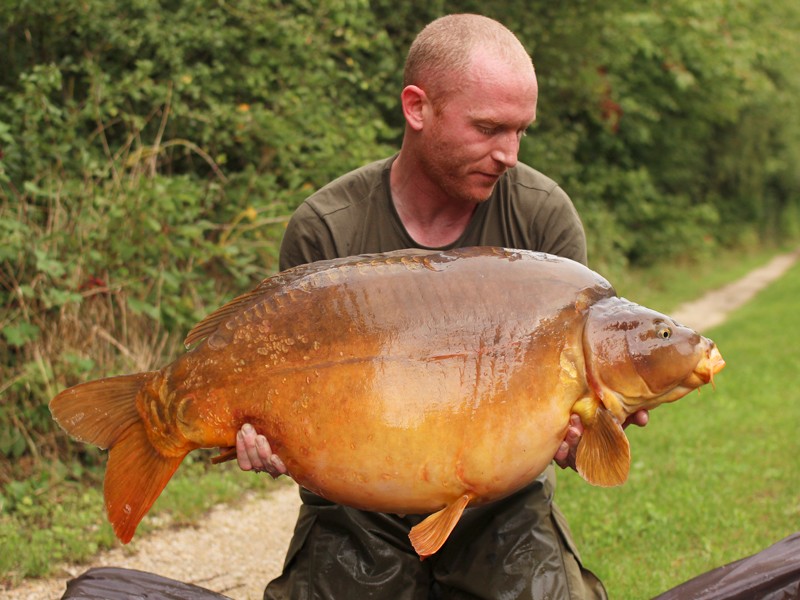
[6,249,798,600]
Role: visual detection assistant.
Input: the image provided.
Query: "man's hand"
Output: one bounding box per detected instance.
[236,423,288,478]
[554,409,649,471]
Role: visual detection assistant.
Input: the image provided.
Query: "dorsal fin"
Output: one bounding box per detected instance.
[183,284,272,348]
[183,250,435,348]
[183,259,348,347]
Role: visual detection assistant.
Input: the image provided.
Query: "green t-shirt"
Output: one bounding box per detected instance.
[279,155,586,270]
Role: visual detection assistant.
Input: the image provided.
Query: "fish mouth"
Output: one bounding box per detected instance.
[584,333,726,421]
[685,343,726,388]
[622,343,726,414]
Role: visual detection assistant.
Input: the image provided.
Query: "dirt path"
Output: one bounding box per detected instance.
[6,249,799,600]
[666,250,799,332]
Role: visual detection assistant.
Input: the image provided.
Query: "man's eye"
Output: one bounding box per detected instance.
[477,125,528,138]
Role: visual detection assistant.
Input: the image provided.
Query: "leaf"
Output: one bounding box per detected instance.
[34,249,66,278]
[127,297,161,320]
[42,288,83,309]
[2,322,41,346]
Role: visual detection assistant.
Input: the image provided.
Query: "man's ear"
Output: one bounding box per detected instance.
[400,85,428,131]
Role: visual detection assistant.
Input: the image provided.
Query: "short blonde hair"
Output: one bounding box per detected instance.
[403,14,533,109]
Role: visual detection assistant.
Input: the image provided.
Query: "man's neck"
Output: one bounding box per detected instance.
[390,152,478,248]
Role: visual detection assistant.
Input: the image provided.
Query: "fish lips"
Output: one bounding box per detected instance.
[685,343,726,388]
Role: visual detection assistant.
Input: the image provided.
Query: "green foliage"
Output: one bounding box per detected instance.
[557,259,800,598]
[515,0,800,263]
[1,0,399,183]
[0,0,400,476]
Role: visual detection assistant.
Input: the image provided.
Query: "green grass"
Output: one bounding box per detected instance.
[555,257,800,598]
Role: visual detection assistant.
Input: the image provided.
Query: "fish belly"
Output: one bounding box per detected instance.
[174,342,578,514]
[170,248,598,513]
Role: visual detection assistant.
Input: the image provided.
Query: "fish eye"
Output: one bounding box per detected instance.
[657,326,672,340]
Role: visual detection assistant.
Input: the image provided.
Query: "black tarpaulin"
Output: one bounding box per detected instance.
[652,533,800,600]
[60,566,233,599]
[59,533,800,599]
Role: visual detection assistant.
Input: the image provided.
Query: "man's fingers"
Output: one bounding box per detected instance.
[554,441,571,469]
[555,418,583,470]
[236,423,287,478]
[623,409,649,430]
[255,434,286,476]
[236,424,256,471]
[269,451,287,475]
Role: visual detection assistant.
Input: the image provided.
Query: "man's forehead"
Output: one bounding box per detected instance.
[467,47,537,85]
[465,55,536,100]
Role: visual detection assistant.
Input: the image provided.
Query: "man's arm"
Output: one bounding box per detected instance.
[533,185,588,266]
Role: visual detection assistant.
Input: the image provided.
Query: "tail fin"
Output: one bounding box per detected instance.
[50,373,153,449]
[50,373,186,543]
[105,421,183,543]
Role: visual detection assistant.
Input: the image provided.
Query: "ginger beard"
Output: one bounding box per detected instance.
[417,113,505,206]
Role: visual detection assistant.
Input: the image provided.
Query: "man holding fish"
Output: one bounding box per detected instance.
[237,13,648,600]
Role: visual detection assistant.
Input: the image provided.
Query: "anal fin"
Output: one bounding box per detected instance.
[408,494,472,560]
[575,405,631,487]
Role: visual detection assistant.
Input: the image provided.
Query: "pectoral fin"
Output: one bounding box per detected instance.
[408,494,472,560]
[575,405,630,487]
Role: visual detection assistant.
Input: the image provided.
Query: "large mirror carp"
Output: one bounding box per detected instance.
[50,247,725,558]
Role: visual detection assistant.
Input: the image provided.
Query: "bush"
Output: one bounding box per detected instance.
[1,0,799,489]
[0,0,400,479]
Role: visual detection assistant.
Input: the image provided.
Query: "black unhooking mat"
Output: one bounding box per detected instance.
[60,533,800,599]
[60,567,233,599]
[652,532,800,600]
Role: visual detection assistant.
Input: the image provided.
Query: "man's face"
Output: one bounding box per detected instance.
[418,51,538,205]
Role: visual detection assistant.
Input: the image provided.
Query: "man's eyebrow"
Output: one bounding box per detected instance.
[474,117,532,130]
[473,116,504,126]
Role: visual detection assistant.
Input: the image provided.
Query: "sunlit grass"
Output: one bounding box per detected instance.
[555,258,800,598]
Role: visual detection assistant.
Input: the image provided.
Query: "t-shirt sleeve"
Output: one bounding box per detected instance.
[278,202,340,271]
[535,186,587,266]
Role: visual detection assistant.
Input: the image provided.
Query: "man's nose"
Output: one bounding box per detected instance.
[491,132,520,168]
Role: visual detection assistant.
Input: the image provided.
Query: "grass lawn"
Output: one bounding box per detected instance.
[555,258,800,598]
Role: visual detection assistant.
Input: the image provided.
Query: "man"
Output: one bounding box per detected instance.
[238,14,647,599]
